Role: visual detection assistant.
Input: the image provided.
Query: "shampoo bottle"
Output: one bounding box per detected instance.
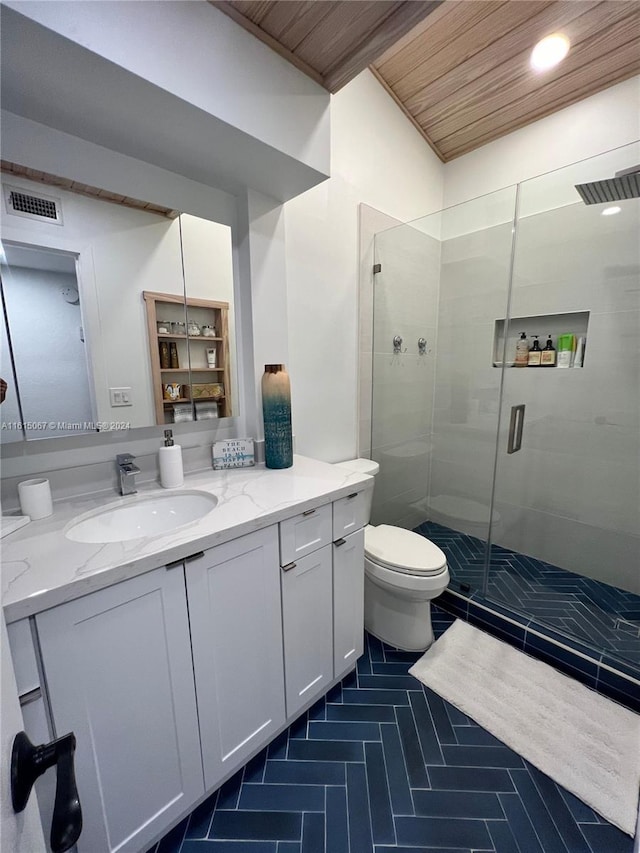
[514,332,529,367]
[541,335,556,367]
[527,336,542,367]
[159,429,184,488]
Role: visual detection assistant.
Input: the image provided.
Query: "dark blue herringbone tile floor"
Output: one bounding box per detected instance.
[150,607,634,853]
[416,521,640,667]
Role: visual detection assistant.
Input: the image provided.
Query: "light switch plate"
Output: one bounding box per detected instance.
[109,387,133,407]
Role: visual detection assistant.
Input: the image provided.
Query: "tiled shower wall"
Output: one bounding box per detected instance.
[489,202,640,594]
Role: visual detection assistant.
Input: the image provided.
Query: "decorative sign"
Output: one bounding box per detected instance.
[212,438,255,469]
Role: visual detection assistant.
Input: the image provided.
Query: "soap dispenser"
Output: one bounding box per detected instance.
[514,332,529,367]
[527,336,542,367]
[159,429,184,489]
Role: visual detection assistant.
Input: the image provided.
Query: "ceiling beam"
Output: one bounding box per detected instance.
[211,0,444,93]
[324,1,444,92]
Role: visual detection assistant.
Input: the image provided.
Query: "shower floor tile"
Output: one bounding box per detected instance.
[416,521,640,669]
[149,612,633,853]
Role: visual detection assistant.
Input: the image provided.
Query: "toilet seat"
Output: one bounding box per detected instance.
[365,525,447,576]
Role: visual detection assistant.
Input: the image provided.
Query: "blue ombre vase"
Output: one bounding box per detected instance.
[262,364,293,469]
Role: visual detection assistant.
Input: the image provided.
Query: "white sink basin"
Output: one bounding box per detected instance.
[65,491,218,543]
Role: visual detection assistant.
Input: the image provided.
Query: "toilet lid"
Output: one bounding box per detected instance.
[365,525,447,575]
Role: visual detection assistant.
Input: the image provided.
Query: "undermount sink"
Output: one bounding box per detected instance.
[65,490,218,544]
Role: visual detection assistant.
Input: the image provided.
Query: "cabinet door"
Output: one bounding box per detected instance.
[35,567,204,853]
[186,527,286,790]
[333,528,365,679]
[281,545,333,718]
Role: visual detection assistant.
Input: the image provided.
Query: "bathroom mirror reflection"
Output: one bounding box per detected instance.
[0,177,237,443]
[1,244,93,441]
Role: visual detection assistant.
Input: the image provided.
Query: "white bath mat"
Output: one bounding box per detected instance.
[409,619,640,836]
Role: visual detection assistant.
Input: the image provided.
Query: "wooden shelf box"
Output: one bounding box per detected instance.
[144,291,232,425]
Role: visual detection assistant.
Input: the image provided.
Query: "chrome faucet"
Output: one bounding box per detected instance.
[116,453,140,496]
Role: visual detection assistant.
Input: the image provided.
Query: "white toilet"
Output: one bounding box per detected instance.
[334,459,450,652]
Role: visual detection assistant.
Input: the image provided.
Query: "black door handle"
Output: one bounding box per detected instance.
[11,730,82,852]
[507,404,525,454]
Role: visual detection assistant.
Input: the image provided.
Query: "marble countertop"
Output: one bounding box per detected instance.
[1,455,372,623]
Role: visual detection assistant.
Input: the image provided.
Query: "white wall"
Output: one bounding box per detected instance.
[285,70,444,463]
[444,76,640,208]
[5,0,329,177]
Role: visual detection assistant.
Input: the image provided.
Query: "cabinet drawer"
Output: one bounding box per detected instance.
[279,503,332,566]
[333,489,369,539]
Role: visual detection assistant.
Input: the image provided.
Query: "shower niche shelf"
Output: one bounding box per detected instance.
[493,310,590,368]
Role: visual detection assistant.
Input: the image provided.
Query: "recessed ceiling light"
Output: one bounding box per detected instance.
[601,206,621,216]
[530,33,570,71]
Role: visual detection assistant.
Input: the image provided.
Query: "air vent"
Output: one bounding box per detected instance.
[3,185,63,225]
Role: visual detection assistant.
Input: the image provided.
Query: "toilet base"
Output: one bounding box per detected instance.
[364,575,436,652]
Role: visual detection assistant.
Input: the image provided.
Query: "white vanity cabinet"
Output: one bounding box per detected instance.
[184,526,286,790]
[333,528,365,678]
[281,544,334,717]
[34,565,204,853]
[279,501,366,717]
[6,478,370,853]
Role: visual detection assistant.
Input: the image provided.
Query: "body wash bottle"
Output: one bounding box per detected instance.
[527,336,542,367]
[159,429,184,488]
[541,335,556,367]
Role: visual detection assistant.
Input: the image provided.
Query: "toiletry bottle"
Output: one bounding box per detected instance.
[541,335,556,367]
[514,332,529,367]
[159,340,170,369]
[557,334,574,368]
[159,429,184,488]
[573,336,586,368]
[527,336,542,367]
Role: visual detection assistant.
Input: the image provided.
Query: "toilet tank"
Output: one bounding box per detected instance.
[333,458,379,525]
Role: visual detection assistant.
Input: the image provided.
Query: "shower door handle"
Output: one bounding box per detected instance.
[507,404,525,454]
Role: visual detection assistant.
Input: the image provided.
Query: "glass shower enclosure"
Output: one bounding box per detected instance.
[370,143,640,669]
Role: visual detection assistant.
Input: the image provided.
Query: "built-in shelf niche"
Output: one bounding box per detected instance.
[493,310,590,368]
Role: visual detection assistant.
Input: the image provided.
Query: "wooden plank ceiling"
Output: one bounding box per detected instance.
[212,0,640,162]
[210,1,442,92]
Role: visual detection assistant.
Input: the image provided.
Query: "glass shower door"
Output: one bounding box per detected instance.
[487,144,640,667]
[371,220,440,530]
[371,187,517,599]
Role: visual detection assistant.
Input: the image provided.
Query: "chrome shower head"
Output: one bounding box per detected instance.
[575,165,640,205]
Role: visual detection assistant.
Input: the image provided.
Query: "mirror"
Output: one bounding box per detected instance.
[1,244,94,442]
[0,175,237,443]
